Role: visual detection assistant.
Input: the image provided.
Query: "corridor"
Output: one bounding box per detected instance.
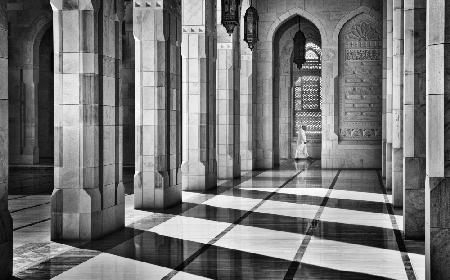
[11,161,424,280]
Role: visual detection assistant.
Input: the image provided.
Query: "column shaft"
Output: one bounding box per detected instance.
[133,0,182,208]
[121,1,135,190]
[392,0,404,207]
[181,0,217,191]
[0,0,12,276]
[403,0,426,240]
[240,1,256,171]
[382,0,387,178]
[51,0,125,240]
[386,0,393,190]
[425,0,450,278]
[216,2,240,179]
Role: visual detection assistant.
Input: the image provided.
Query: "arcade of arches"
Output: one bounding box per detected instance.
[0,0,448,279]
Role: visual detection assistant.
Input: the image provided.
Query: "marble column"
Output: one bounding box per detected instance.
[386,0,393,190]
[403,0,425,240]
[121,1,135,190]
[240,0,256,171]
[181,0,217,191]
[425,0,450,278]
[51,0,125,240]
[133,0,182,208]
[8,37,40,165]
[382,0,387,178]
[392,0,404,207]
[216,2,240,179]
[0,0,12,276]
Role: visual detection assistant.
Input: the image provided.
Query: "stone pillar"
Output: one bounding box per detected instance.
[133,0,182,208]
[8,36,40,165]
[403,0,426,240]
[51,0,125,240]
[181,0,217,191]
[392,0,404,207]
[13,70,39,165]
[382,0,387,178]
[121,1,135,190]
[386,0,393,190]
[240,1,256,172]
[425,0,450,278]
[0,0,12,276]
[216,2,240,179]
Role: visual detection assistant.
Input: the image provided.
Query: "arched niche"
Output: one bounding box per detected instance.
[337,13,382,145]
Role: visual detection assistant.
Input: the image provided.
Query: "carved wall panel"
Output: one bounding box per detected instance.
[338,13,382,144]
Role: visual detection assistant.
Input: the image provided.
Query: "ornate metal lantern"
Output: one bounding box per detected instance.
[244,1,259,51]
[221,0,240,35]
[293,18,306,69]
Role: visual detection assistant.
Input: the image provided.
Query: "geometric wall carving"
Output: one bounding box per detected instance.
[338,13,382,144]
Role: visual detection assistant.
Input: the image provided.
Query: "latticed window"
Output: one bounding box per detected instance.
[293,42,322,141]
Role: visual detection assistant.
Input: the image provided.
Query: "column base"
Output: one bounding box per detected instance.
[217,153,241,180]
[9,151,40,165]
[240,149,254,171]
[425,176,450,280]
[392,147,403,208]
[385,143,392,191]
[51,187,125,241]
[382,140,386,177]
[134,171,181,209]
[181,160,217,192]
[0,208,13,279]
[403,156,425,240]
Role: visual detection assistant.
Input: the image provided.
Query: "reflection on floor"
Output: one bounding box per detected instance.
[10,161,425,280]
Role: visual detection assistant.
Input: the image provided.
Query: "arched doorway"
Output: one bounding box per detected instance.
[292,41,322,158]
[273,16,322,161]
[37,28,54,165]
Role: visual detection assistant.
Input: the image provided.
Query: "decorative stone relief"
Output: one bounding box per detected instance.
[338,13,382,143]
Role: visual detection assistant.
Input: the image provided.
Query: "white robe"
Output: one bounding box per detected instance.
[295,128,309,159]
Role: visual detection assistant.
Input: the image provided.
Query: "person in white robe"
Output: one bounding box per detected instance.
[295,125,310,159]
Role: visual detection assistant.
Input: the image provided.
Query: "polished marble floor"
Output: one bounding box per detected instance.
[9,161,425,280]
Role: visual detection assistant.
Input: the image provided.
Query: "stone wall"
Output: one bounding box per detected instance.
[254,0,383,168]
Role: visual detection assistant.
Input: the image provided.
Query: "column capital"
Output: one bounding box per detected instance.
[134,0,181,13]
[50,0,96,11]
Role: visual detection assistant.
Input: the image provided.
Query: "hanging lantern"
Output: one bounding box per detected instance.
[221,0,240,35]
[293,18,306,69]
[244,1,259,51]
